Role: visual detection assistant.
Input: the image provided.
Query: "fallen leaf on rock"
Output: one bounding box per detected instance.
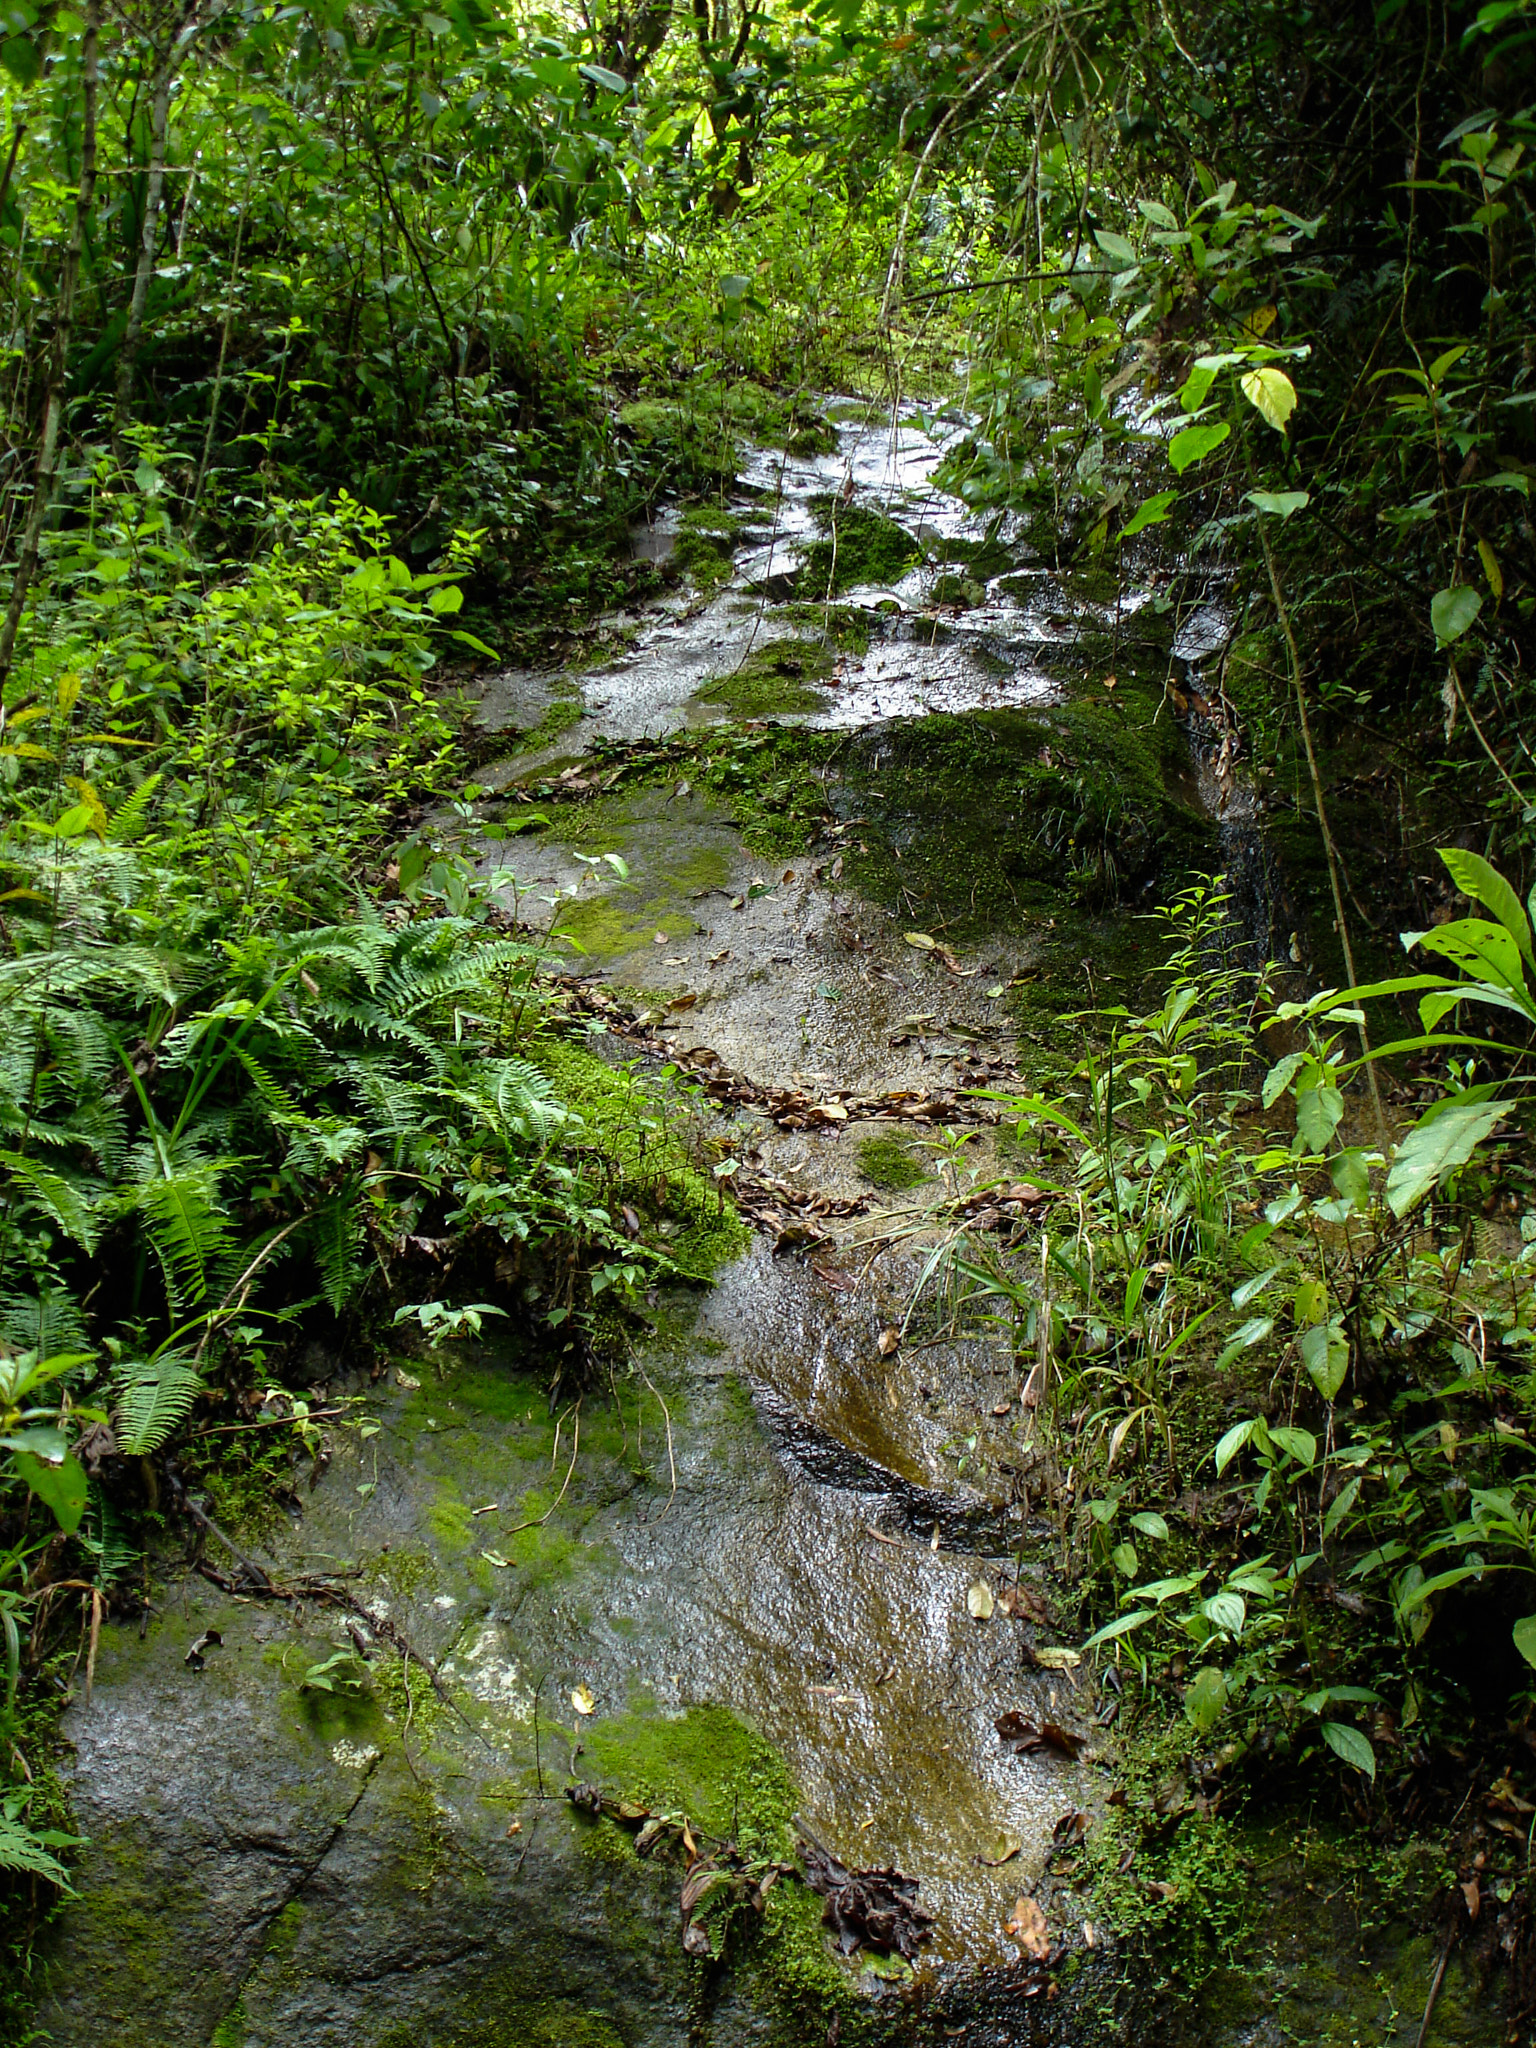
[1052,1810,1089,1846]
[800,1838,935,1960]
[996,1583,1052,1624]
[967,1581,995,1620]
[878,1326,901,1357]
[571,1683,596,1715]
[1040,1720,1086,1758]
[995,1713,1086,1760]
[1005,1895,1051,1960]
[904,931,936,950]
[978,1830,1022,1866]
[481,1549,510,1568]
[185,1629,222,1669]
[668,993,699,1011]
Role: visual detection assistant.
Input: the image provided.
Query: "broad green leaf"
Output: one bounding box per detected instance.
[1137,198,1179,230]
[1330,1148,1371,1207]
[1267,1426,1318,1468]
[1262,1050,1306,1108]
[578,61,629,91]
[1395,1562,1483,1616]
[1321,1721,1375,1780]
[1232,1264,1282,1310]
[1293,1276,1328,1326]
[10,1449,87,1533]
[1168,422,1231,474]
[1300,1321,1349,1402]
[1093,228,1138,266]
[1178,362,1218,413]
[0,32,40,84]
[1129,1572,1207,1604]
[1184,1665,1227,1732]
[1215,1418,1258,1474]
[1213,1317,1273,1370]
[1385,1097,1510,1216]
[1245,489,1310,519]
[1430,585,1482,647]
[1081,1609,1156,1650]
[1438,848,1533,963]
[1129,1511,1170,1541]
[1202,1590,1246,1636]
[1111,1541,1140,1579]
[1120,491,1178,537]
[1410,917,1530,997]
[1513,1615,1536,1670]
[1323,1476,1362,1537]
[1240,366,1298,431]
[1295,1082,1344,1150]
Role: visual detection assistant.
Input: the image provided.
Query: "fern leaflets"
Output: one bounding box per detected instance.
[113,1351,205,1455]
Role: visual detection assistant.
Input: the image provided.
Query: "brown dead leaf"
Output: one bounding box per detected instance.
[877,1326,901,1357]
[995,1583,1051,1625]
[1005,1895,1051,1961]
[1040,1721,1086,1758]
[668,992,699,1011]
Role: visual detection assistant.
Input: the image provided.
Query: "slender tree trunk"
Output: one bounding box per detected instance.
[114,12,194,451]
[0,0,99,692]
[189,156,254,517]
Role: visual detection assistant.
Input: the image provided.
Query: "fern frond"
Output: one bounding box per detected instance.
[113,1349,205,1455]
[305,1191,366,1314]
[0,1150,100,1250]
[105,772,163,844]
[121,1153,233,1306]
[0,1816,78,1890]
[0,1286,90,1356]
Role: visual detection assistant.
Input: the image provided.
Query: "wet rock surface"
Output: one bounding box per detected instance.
[38,405,1495,2046]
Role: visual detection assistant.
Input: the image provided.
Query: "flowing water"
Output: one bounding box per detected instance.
[38,404,1491,2046]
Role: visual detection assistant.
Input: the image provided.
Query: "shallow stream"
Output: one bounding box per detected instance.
[41,403,1493,2047]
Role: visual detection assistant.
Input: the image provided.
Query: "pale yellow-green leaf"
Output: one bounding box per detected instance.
[1239,366,1297,433]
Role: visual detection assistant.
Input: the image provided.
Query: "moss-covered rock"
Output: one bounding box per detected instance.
[692,639,834,719]
[799,499,923,595]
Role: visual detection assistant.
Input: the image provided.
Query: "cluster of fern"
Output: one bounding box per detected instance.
[0,474,727,1902]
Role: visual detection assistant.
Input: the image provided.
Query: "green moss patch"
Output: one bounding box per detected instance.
[583,1703,796,1856]
[528,1037,747,1277]
[854,1134,927,1190]
[692,638,833,719]
[799,498,923,595]
[838,693,1210,943]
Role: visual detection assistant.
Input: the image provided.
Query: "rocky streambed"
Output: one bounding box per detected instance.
[39,400,1496,2046]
